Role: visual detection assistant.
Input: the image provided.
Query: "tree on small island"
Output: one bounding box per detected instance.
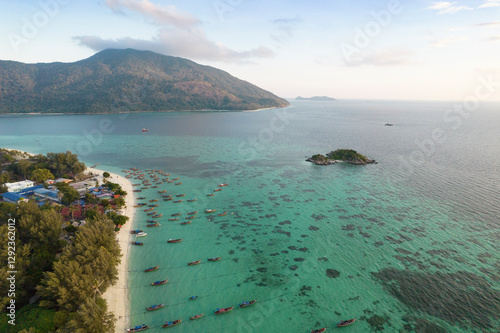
[306,149,376,165]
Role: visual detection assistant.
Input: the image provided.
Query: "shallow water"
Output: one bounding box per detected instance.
[1,99,499,332]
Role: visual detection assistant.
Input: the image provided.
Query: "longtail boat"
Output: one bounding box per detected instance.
[171,212,181,216]
[173,200,182,203]
[173,177,179,180]
[147,211,157,216]
[136,232,147,237]
[217,211,227,216]
[146,303,165,311]
[132,183,140,186]
[131,241,143,246]
[162,319,182,328]
[190,313,204,320]
[130,229,143,234]
[214,306,234,315]
[141,187,149,189]
[151,280,167,286]
[159,190,167,193]
[147,223,160,227]
[175,182,182,185]
[311,328,327,333]
[127,324,148,332]
[168,218,179,221]
[239,299,257,308]
[207,193,214,196]
[148,204,159,207]
[168,239,182,243]
[205,209,216,213]
[176,194,185,197]
[133,190,142,192]
[149,199,159,202]
[187,210,198,215]
[152,214,163,218]
[187,199,197,202]
[151,185,159,188]
[188,260,201,266]
[164,198,172,201]
[147,219,157,223]
[144,265,159,272]
[163,194,172,198]
[167,180,174,183]
[185,215,196,219]
[180,220,192,225]
[337,318,356,327]
[208,257,221,261]
[144,208,154,212]
[189,296,198,300]
[214,188,222,192]
[137,197,146,199]
[218,183,228,187]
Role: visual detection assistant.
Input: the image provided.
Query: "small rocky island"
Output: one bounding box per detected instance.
[306,149,377,165]
[295,96,337,101]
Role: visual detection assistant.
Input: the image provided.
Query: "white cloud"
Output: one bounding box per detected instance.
[479,0,500,8]
[75,0,273,63]
[484,35,500,41]
[431,36,469,47]
[105,0,199,28]
[428,2,473,14]
[344,48,414,67]
[74,28,274,63]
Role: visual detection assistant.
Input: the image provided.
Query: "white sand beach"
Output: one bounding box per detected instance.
[89,167,135,332]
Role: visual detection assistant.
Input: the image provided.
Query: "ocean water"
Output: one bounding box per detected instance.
[1,100,499,332]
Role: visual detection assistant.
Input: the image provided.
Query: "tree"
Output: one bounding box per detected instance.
[16,159,32,179]
[102,172,110,178]
[31,168,55,183]
[63,298,115,333]
[56,182,80,205]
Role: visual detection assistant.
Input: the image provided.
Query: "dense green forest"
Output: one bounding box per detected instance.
[0,48,289,114]
[0,202,120,332]
[0,150,86,192]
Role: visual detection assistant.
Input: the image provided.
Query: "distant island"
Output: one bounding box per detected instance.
[0,49,289,114]
[306,149,376,165]
[295,96,337,101]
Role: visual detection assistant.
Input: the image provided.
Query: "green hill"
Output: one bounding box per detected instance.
[0,49,289,114]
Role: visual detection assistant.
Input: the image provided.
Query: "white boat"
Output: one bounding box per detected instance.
[136,232,148,237]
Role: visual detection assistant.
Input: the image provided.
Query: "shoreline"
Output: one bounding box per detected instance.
[89,166,134,332]
[1,147,133,332]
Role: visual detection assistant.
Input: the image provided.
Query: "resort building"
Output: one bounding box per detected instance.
[33,188,60,203]
[4,180,35,192]
[1,192,28,204]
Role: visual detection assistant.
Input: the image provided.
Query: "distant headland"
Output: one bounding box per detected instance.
[306,149,376,165]
[295,96,337,101]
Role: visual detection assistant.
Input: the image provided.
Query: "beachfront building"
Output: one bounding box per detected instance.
[1,192,28,204]
[4,180,35,192]
[33,188,60,203]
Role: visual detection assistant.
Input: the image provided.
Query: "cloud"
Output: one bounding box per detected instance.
[431,36,469,47]
[74,28,274,63]
[76,0,273,63]
[479,0,500,8]
[484,35,500,41]
[270,16,301,45]
[428,2,473,14]
[105,0,199,28]
[473,21,500,27]
[344,48,414,67]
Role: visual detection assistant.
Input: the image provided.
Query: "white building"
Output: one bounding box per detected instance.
[4,180,35,193]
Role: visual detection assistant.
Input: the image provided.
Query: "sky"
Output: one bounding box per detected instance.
[1,0,500,101]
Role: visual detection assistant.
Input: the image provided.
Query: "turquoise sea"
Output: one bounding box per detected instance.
[1,100,499,332]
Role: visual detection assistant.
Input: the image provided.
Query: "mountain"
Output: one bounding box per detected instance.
[0,49,289,114]
[295,96,336,101]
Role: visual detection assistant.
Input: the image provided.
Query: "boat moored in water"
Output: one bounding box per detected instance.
[205,209,216,213]
[239,299,257,308]
[168,239,182,243]
[207,193,214,196]
[337,317,356,327]
[217,211,227,216]
[214,306,234,315]
[190,313,204,320]
[188,260,201,266]
[136,232,147,237]
[311,328,327,333]
[171,212,181,216]
[208,257,221,261]
[146,303,165,311]
[131,241,143,246]
[151,280,168,286]
[218,183,228,187]
[189,296,198,300]
[162,319,182,328]
[144,265,159,272]
[181,220,192,225]
[187,198,197,202]
[130,229,143,234]
[168,218,179,221]
[147,223,160,227]
[127,324,148,332]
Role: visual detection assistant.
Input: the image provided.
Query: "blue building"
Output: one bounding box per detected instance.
[1,192,28,204]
